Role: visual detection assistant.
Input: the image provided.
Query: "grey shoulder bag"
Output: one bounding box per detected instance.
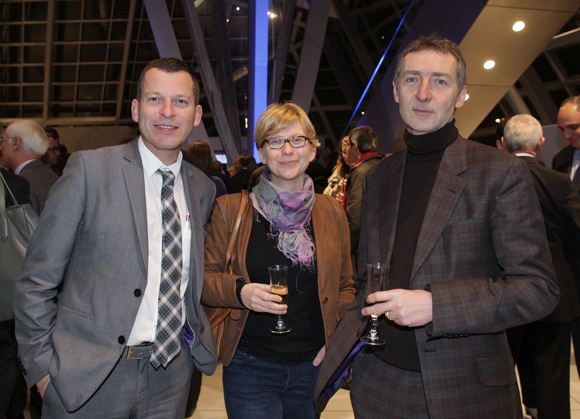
[0,170,39,321]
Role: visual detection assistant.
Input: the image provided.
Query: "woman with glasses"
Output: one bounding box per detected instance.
[202,102,355,418]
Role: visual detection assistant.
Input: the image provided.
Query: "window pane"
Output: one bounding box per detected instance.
[80,44,107,62]
[55,23,80,42]
[77,84,102,101]
[82,22,108,42]
[24,46,45,64]
[56,1,82,19]
[52,85,75,101]
[23,66,44,83]
[55,44,79,62]
[53,65,77,82]
[23,85,43,102]
[79,65,104,82]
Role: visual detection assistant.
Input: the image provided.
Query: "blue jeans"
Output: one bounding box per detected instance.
[222,349,321,419]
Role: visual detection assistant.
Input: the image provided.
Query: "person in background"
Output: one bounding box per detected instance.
[202,102,355,419]
[227,155,248,194]
[499,114,580,419]
[1,120,59,215]
[44,128,69,176]
[323,136,351,198]
[188,140,227,198]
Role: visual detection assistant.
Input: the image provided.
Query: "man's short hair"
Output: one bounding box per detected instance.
[7,119,49,156]
[136,57,200,106]
[241,155,256,167]
[45,127,60,142]
[254,102,320,149]
[394,35,467,92]
[560,96,580,110]
[503,114,543,153]
[348,126,378,154]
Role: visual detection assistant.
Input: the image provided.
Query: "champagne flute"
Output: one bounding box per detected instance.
[360,263,390,345]
[269,265,291,334]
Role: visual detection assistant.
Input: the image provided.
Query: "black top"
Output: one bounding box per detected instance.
[240,210,325,364]
[374,120,458,371]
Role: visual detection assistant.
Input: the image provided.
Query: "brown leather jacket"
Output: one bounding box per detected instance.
[202,192,356,366]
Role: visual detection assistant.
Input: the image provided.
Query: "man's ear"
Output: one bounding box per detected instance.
[392,80,400,104]
[131,99,139,123]
[496,137,508,152]
[537,137,545,154]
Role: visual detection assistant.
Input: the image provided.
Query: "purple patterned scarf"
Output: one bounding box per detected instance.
[252,170,316,268]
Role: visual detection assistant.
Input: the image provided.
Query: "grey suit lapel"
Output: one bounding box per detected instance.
[411,139,466,282]
[182,163,203,307]
[122,141,148,271]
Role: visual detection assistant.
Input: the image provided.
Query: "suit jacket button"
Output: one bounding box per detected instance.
[118,336,125,344]
[328,331,333,338]
[134,289,142,297]
[323,297,328,304]
[356,328,361,336]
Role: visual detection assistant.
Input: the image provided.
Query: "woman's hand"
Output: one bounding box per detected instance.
[240,283,288,315]
[313,345,326,366]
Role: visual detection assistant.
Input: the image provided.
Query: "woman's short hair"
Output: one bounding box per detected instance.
[254,103,320,149]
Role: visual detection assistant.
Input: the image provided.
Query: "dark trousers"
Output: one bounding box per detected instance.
[350,349,429,419]
[0,326,20,418]
[517,321,572,419]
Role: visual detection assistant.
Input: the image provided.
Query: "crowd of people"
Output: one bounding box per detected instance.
[1,34,579,419]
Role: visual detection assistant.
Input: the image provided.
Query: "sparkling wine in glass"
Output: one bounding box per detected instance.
[360,263,390,345]
[269,265,291,334]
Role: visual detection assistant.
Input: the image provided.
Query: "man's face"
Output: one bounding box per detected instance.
[557,102,580,149]
[393,50,466,135]
[131,68,202,164]
[43,136,61,166]
[346,140,361,166]
[233,156,243,172]
[0,129,16,170]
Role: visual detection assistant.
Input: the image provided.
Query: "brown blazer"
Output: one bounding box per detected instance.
[202,192,355,366]
[315,137,560,418]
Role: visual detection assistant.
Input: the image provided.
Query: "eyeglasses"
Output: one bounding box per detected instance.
[263,136,309,149]
[0,137,15,142]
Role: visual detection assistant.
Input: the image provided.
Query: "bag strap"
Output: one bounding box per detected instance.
[0,170,19,208]
[224,190,249,268]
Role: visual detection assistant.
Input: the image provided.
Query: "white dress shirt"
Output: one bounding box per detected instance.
[570,148,580,182]
[127,138,192,346]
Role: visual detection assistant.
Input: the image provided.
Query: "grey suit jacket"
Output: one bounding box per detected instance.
[18,158,59,215]
[315,137,559,418]
[13,140,217,412]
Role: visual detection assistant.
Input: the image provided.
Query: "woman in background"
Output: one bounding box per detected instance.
[187,140,227,198]
[202,103,355,419]
[323,136,350,197]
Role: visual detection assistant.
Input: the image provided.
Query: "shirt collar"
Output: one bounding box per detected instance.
[514,152,535,158]
[138,137,183,179]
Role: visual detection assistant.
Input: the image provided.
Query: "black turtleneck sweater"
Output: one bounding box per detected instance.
[374,120,458,371]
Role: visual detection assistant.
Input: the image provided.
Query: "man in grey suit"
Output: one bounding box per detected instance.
[13,57,218,418]
[1,120,59,215]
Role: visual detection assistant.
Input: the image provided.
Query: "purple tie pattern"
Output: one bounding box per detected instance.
[151,169,182,369]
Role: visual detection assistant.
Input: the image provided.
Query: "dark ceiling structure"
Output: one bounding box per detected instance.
[2,0,580,155]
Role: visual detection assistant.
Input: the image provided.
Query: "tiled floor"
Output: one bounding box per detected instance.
[18,350,580,418]
[189,351,580,419]
[188,364,354,419]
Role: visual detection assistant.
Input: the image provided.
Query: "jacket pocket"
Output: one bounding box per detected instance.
[477,356,517,386]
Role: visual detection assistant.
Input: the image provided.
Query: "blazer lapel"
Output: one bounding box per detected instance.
[182,163,203,306]
[379,153,405,266]
[122,142,149,271]
[411,139,466,282]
